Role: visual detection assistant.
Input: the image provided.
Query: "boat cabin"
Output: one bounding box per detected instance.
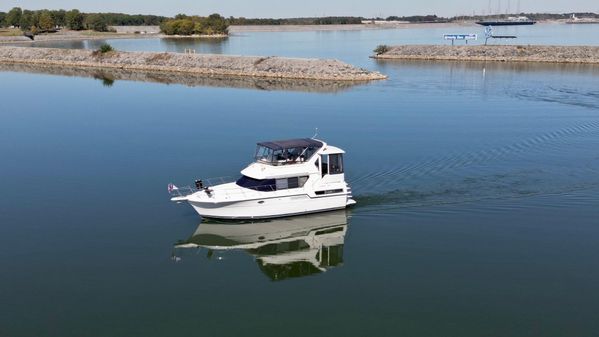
[255,138,322,166]
[236,138,346,192]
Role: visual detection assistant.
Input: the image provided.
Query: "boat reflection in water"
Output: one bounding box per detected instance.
[174,210,349,281]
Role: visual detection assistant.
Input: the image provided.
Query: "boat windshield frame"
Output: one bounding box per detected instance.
[254,139,322,166]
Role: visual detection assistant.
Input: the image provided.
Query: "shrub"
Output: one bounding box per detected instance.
[374,45,391,55]
[98,43,113,53]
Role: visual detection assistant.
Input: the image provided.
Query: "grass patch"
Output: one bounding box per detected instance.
[0,28,23,37]
[80,30,119,36]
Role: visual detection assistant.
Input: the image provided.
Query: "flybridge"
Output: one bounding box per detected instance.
[255,138,323,166]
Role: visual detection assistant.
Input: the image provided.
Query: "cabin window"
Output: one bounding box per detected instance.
[236,176,275,191]
[276,178,288,190]
[321,155,329,177]
[275,176,308,190]
[288,177,299,189]
[329,154,344,174]
[303,146,318,160]
[315,189,344,195]
[255,146,274,162]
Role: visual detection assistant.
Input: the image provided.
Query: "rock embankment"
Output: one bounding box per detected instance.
[373,45,599,64]
[0,46,386,81]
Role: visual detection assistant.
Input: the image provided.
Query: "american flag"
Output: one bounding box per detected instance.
[167,183,178,194]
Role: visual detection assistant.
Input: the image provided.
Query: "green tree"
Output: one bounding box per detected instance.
[85,14,109,32]
[38,11,55,31]
[204,13,227,34]
[19,10,34,30]
[160,19,193,35]
[5,7,22,27]
[52,9,66,27]
[0,12,6,27]
[65,9,84,30]
[373,45,390,55]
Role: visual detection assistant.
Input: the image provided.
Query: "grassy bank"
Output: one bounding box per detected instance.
[0,28,22,36]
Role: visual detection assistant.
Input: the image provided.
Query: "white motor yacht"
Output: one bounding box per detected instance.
[169,138,356,219]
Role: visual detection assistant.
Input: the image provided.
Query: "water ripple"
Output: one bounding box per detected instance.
[349,119,599,209]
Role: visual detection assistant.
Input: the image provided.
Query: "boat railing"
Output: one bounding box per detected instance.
[203,176,236,186]
[168,176,236,198]
[256,156,310,166]
[173,182,284,200]
[169,176,311,200]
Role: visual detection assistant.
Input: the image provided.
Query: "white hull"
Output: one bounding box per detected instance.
[189,192,353,219]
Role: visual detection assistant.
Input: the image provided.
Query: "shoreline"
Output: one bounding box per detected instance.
[0,46,386,81]
[373,45,599,64]
[0,20,577,44]
[0,32,227,44]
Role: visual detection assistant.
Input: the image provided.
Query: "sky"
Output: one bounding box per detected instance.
[1,0,597,18]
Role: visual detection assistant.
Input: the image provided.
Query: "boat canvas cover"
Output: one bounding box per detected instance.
[257,138,323,150]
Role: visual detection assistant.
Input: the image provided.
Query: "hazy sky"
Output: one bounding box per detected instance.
[2,0,597,17]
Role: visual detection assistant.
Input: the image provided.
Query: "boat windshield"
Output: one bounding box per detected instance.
[254,139,322,166]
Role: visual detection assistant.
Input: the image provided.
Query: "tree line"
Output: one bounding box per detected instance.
[453,12,599,21]
[3,7,595,34]
[227,16,363,25]
[383,15,449,23]
[0,7,167,32]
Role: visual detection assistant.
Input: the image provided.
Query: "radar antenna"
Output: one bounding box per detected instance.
[312,127,319,139]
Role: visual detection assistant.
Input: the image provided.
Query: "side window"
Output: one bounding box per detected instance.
[321,155,328,177]
[329,154,344,174]
[275,176,308,190]
[288,177,299,189]
[276,178,288,190]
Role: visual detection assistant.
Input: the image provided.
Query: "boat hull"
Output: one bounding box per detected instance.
[188,193,352,219]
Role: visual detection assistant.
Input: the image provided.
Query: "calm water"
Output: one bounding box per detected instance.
[2,24,599,337]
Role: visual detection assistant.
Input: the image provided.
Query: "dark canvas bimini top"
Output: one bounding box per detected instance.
[257,138,323,150]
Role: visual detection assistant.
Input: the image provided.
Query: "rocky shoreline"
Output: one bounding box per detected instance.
[0,46,386,81]
[373,45,599,64]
